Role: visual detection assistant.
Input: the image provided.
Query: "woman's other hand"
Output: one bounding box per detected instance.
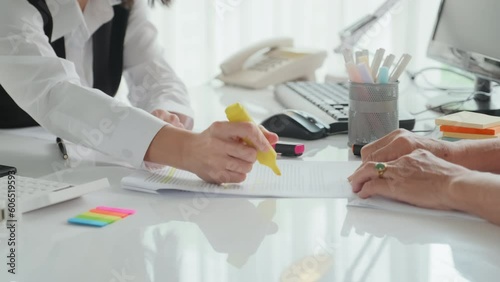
[151,109,193,129]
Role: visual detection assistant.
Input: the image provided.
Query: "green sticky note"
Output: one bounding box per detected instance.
[76,212,121,223]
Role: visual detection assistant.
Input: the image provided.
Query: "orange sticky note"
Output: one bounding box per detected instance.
[90,208,129,218]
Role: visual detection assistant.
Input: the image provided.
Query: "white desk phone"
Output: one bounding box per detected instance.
[217,37,327,89]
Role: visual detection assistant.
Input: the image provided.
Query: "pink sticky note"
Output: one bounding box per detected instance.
[96,206,136,215]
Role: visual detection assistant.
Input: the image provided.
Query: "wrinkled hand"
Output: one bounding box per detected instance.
[184,121,279,184]
[151,109,185,128]
[349,149,469,210]
[360,129,457,164]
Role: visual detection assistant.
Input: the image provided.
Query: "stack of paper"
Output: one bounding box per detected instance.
[347,196,482,221]
[436,111,500,141]
[122,161,358,198]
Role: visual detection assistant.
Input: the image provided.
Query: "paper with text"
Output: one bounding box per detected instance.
[122,161,360,198]
[348,196,482,221]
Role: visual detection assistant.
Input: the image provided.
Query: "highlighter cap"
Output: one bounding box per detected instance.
[225,103,253,123]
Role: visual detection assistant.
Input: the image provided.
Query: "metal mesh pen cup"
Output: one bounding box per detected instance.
[348,82,399,146]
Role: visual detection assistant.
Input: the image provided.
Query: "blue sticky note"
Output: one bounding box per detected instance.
[68,217,109,227]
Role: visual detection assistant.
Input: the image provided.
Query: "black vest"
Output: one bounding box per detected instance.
[0,0,130,128]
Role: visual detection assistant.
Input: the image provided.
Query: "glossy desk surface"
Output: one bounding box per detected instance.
[0,83,499,282]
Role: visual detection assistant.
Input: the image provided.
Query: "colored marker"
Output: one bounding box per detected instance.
[361,49,370,67]
[225,103,281,175]
[346,62,362,83]
[389,54,412,82]
[382,54,396,68]
[273,142,305,157]
[371,48,385,79]
[342,49,354,64]
[352,143,367,156]
[377,66,390,84]
[358,55,370,70]
[357,63,374,83]
[355,51,363,64]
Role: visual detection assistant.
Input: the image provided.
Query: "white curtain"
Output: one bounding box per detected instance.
[149,0,442,87]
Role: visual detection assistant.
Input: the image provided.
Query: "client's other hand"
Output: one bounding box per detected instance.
[360,129,460,164]
[348,149,469,210]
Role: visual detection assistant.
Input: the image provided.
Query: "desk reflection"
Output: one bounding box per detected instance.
[342,206,500,281]
[150,197,278,268]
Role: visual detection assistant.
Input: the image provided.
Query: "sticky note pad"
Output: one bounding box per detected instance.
[96,206,136,215]
[89,208,129,218]
[435,111,500,129]
[68,206,135,228]
[76,212,121,223]
[68,217,109,227]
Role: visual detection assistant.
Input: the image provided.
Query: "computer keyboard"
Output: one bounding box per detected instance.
[274,81,415,134]
[0,175,109,216]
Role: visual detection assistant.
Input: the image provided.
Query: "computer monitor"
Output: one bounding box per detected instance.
[427,0,500,116]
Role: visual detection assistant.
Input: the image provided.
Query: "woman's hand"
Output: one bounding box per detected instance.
[183,121,278,183]
[360,129,461,164]
[151,109,193,130]
[348,149,470,210]
[145,121,278,184]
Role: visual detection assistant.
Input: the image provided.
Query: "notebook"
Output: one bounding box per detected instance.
[435,111,500,129]
[442,131,499,139]
[121,161,358,198]
[439,124,500,135]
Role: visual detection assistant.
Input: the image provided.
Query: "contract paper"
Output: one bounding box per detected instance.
[121,161,359,198]
[348,196,482,221]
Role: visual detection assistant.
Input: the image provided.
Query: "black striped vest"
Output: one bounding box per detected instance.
[0,0,129,128]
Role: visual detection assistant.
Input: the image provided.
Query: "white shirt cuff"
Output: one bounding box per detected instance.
[99,107,167,168]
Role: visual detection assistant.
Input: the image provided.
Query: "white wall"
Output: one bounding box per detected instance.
[148,0,443,87]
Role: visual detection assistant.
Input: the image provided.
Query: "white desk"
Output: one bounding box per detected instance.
[1,83,499,282]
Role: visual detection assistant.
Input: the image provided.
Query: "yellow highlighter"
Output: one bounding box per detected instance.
[225,103,281,176]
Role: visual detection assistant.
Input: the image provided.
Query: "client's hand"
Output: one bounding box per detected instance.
[360,129,460,164]
[348,149,469,210]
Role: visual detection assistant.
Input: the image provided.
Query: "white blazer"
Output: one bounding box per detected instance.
[0,0,193,167]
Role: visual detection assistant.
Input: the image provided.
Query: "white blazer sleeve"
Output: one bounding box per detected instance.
[0,0,167,168]
[122,0,194,119]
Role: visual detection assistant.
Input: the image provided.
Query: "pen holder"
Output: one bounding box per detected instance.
[348,82,399,146]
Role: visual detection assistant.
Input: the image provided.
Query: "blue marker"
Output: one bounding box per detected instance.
[377,66,390,84]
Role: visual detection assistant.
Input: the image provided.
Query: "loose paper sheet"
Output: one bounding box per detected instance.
[122,161,359,198]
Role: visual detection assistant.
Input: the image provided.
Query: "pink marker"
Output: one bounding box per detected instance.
[273,142,305,157]
[96,206,136,215]
[345,62,362,83]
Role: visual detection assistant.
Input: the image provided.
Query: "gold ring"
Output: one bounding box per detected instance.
[375,162,387,178]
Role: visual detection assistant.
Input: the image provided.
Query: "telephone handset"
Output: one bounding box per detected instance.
[217,37,327,89]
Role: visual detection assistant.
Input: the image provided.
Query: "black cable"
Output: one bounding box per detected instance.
[406,67,475,92]
[408,90,485,116]
[412,127,438,134]
[409,67,475,81]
